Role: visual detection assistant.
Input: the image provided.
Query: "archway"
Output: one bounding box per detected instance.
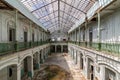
[39,50,43,64]
[75,51,78,64]
[0,64,17,80]
[87,57,94,80]
[33,52,40,70]
[105,67,116,80]
[80,53,84,70]
[21,56,33,79]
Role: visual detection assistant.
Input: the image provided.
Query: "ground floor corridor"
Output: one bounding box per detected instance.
[32,53,85,80]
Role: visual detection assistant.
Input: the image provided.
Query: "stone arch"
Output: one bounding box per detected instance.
[0,62,18,71]
[98,62,119,80]
[39,50,43,64]
[0,63,17,80]
[98,61,120,73]
[33,52,40,70]
[79,51,84,70]
[20,54,32,62]
[21,56,33,79]
[86,54,95,62]
[86,55,95,80]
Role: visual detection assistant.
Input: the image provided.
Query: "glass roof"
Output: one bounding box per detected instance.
[20,0,95,33]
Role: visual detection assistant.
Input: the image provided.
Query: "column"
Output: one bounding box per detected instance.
[29,21,32,43]
[42,50,45,63]
[79,27,81,42]
[76,29,77,42]
[17,64,21,80]
[45,48,47,59]
[75,51,77,64]
[36,53,40,69]
[28,56,34,78]
[97,12,101,50]
[15,10,18,51]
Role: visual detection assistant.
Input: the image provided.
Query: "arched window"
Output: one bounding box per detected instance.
[7,20,15,42]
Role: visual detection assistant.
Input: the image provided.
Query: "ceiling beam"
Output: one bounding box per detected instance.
[38,10,58,19]
[41,15,75,24]
[60,10,79,20]
[42,16,58,24]
[58,0,60,27]
[31,0,58,13]
[60,0,86,14]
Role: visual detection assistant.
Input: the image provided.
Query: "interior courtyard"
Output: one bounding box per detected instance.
[0,0,120,80]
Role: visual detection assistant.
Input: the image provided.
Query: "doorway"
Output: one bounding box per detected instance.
[9,28,15,42]
[24,31,28,48]
[89,27,93,47]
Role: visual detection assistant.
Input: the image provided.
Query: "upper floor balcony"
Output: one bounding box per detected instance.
[69,41,120,57]
[0,41,49,56]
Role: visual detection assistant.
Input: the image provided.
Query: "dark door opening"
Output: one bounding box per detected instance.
[89,28,93,47]
[63,45,68,53]
[83,28,85,41]
[56,45,61,53]
[32,33,34,42]
[80,54,83,70]
[90,65,94,80]
[50,45,55,53]
[24,58,28,73]
[9,28,15,42]
[24,31,28,48]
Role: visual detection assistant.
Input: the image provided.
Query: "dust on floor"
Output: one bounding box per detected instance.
[32,65,72,80]
[32,53,86,80]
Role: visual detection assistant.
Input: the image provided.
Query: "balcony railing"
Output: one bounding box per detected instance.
[69,41,120,56]
[0,41,49,55]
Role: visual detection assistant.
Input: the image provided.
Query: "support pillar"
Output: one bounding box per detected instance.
[36,53,40,69]
[42,50,45,63]
[79,27,81,44]
[97,12,101,50]
[15,10,18,51]
[75,29,77,43]
[75,51,77,64]
[17,64,21,80]
[45,48,47,59]
[28,56,34,78]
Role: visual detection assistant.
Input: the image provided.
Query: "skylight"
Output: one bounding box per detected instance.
[20,0,95,33]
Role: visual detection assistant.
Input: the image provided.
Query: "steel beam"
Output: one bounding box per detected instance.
[60,0,86,14]
[31,0,58,13]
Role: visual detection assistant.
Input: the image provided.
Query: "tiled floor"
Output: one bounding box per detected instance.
[44,53,86,80]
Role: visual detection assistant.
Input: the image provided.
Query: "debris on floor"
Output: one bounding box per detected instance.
[32,53,86,80]
[32,65,72,80]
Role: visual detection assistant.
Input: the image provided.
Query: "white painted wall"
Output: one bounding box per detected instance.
[0,67,8,80]
[78,8,120,43]
[0,10,47,43]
